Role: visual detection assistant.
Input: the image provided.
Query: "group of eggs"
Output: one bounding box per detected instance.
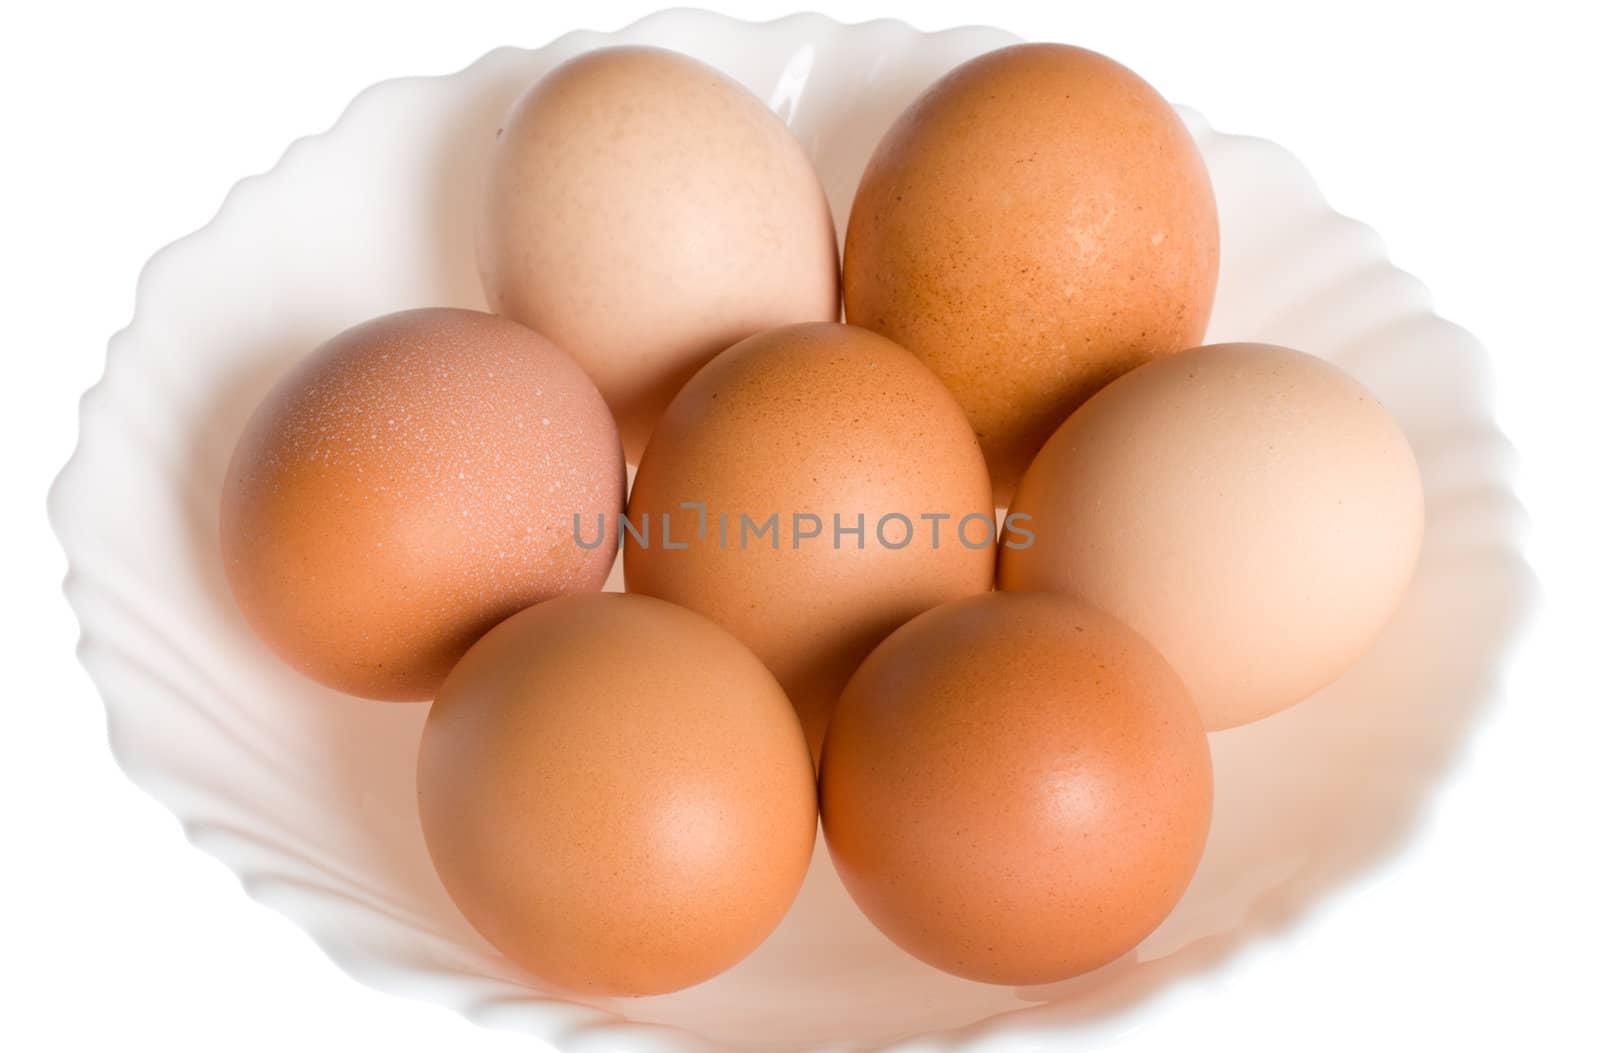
[220,43,1424,997]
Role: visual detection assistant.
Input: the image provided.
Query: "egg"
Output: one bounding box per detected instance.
[220,307,624,700]
[418,592,816,996]
[623,322,996,758]
[1000,343,1425,729]
[843,43,1219,501]
[820,592,1212,985]
[478,46,840,459]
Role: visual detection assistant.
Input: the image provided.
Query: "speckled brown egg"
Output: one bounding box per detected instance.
[220,307,624,701]
[418,592,817,997]
[999,343,1425,730]
[479,46,839,460]
[623,322,995,759]
[820,591,1213,985]
[843,42,1219,501]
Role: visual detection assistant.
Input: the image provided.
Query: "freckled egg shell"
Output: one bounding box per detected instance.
[624,322,995,759]
[478,46,840,460]
[220,307,624,701]
[820,591,1213,985]
[1000,342,1425,730]
[418,592,817,997]
[843,42,1219,502]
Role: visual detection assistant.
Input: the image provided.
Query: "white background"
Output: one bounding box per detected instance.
[3,1,1596,1049]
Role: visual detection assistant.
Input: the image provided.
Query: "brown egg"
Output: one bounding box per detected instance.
[843,42,1219,501]
[623,322,995,758]
[418,593,816,997]
[479,46,840,459]
[220,307,624,700]
[820,592,1213,985]
[1000,343,1425,730]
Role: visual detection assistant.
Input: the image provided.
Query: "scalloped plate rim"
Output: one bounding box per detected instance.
[45,8,1524,1053]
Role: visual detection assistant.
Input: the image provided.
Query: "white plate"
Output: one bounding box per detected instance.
[49,9,1531,1052]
